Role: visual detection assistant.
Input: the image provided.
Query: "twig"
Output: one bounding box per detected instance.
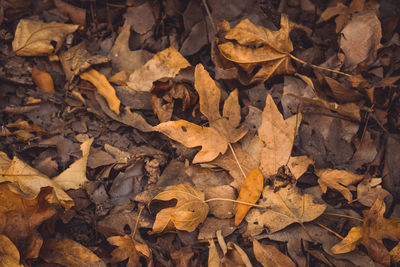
[132,205,145,239]
[205,197,269,209]
[228,143,246,179]
[201,0,217,33]
[313,221,344,240]
[289,54,351,77]
[324,212,363,222]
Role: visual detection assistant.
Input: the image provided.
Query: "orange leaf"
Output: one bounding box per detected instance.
[80,68,121,114]
[32,65,55,94]
[235,168,263,226]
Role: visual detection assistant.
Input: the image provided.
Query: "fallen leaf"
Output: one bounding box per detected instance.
[54,0,86,25]
[198,217,236,240]
[53,138,93,190]
[155,64,247,163]
[208,239,222,267]
[215,231,253,267]
[205,185,236,219]
[253,239,296,267]
[235,168,263,226]
[124,2,156,34]
[246,185,326,235]
[40,238,106,267]
[107,235,152,267]
[0,152,73,209]
[0,183,58,260]
[127,47,191,92]
[331,197,400,265]
[0,234,23,267]
[171,246,194,267]
[357,177,390,207]
[315,169,364,202]
[32,65,55,94]
[80,68,121,114]
[149,183,209,233]
[12,19,79,56]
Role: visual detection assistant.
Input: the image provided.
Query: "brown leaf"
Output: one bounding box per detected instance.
[32,65,55,94]
[12,19,78,56]
[40,238,106,267]
[107,235,152,267]
[315,169,364,202]
[246,185,326,235]
[235,168,263,226]
[80,68,121,114]
[127,47,190,92]
[171,246,194,267]
[0,234,23,267]
[149,183,209,233]
[253,239,296,267]
[208,239,221,267]
[54,0,86,25]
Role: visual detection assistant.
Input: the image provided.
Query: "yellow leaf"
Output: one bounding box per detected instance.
[107,235,152,267]
[12,19,78,56]
[235,168,263,226]
[331,226,363,254]
[149,183,208,233]
[315,169,364,202]
[32,65,55,94]
[80,68,121,114]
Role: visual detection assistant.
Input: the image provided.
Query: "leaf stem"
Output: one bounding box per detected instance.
[324,212,363,222]
[289,54,351,77]
[205,198,269,209]
[313,221,344,239]
[132,205,144,239]
[228,143,246,179]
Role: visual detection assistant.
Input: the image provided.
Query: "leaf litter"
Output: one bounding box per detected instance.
[1,0,400,266]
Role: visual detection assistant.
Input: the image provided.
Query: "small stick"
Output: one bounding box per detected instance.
[228,143,246,179]
[205,197,269,209]
[289,54,351,77]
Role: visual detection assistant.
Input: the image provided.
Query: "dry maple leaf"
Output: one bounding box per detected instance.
[107,235,152,267]
[315,169,364,203]
[149,183,209,233]
[12,19,79,56]
[218,14,295,83]
[253,239,296,267]
[154,64,248,163]
[246,184,327,235]
[331,197,400,265]
[235,168,263,226]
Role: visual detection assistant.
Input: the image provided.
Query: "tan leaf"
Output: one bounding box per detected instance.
[258,95,298,177]
[107,235,152,267]
[0,234,23,267]
[149,183,209,233]
[315,169,364,202]
[80,68,121,114]
[287,156,314,180]
[250,57,295,84]
[54,0,86,25]
[235,168,263,226]
[215,231,253,267]
[12,19,78,56]
[40,238,106,267]
[32,65,55,94]
[208,239,221,267]
[0,152,73,209]
[253,239,296,267]
[53,138,93,190]
[127,46,190,92]
[246,185,326,234]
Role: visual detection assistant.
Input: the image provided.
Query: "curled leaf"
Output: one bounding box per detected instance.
[32,66,55,94]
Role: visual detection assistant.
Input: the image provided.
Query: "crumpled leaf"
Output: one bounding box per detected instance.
[218,14,294,83]
[253,239,296,267]
[53,138,93,190]
[332,197,400,265]
[40,238,106,267]
[315,169,364,202]
[235,168,263,226]
[0,183,58,260]
[0,234,23,267]
[80,68,121,114]
[155,64,247,163]
[107,235,152,267]
[32,65,55,94]
[149,183,209,233]
[127,47,190,92]
[12,19,79,56]
[246,185,327,235]
[0,152,73,209]
[356,177,390,207]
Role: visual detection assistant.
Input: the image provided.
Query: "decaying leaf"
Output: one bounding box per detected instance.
[80,68,121,114]
[12,19,79,56]
[315,169,364,202]
[218,14,294,83]
[107,235,152,267]
[246,185,326,235]
[127,46,191,92]
[0,234,23,267]
[32,65,55,94]
[149,183,209,233]
[155,64,247,163]
[235,168,263,226]
[53,138,93,190]
[40,238,106,267]
[332,197,400,265]
[253,239,296,267]
[357,177,390,207]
